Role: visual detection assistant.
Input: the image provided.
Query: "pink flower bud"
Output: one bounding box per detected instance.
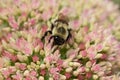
[81,50,87,57]
[32,55,39,62]
[40,69,46,76]
[86,72,92,78]
[65,72,71,79]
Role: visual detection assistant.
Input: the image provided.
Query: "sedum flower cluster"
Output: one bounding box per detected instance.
[0,0,120,80]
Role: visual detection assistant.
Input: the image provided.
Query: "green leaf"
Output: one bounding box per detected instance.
[44,72,50,80]
[60,48,68,59]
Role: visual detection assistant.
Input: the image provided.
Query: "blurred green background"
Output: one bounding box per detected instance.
[113,0,120,8]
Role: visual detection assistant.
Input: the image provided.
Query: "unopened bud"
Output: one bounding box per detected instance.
[27,65,31,70]
[73,71,79,76]
[39,76,44,80]
[73,79,79,80]
[69,62,74,66]
[85,67,90,72]
[40,50,45,55]
[7,49,15,53]
[49,77,54,80]
[24,70,29,76]
[95,54,102,59]
[60,75,66,80]
[0,73,4,80]
[27,34,33,43]
[103,46,110,51]
[77,54,82,59]
[86,61,92,68]
[34,45,40,52]
[65,67,73,72]
[40,64,46,69]
[2,40,7,48]
[31,62,36,67]
[73,62,81,67]
[10,37,16,43]
[36,65,40,70]
[37,61,40,65]
[93,75,98,80]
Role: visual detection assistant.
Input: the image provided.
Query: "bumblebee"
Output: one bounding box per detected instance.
[41,13,72,46]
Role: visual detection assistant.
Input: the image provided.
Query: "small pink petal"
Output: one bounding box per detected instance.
[60,7,73,15]
[32,77,37,80]
[79,43,85,50]
[86,72,92,78]
[92,64,101,72]
[87,46,95,53]
[87,52,96,60]
[81,50,87,57]
[78,67,85,72]
[53,74,60,80]
[67,49,79,59]
[24,47,32,55]
[46,0,56,7]
[78,75,84,80]
[40,69,46,76]
[25,76,31,80]
[12,73,22,80]
[96,44,103,51]
[32,55,39,62]
[30,70,37,76]
[41,9,53,21]
[19,3,29,12]
[41,25,48,34]
[44,55,52,63]
[21,12,27,17]
[50,67,59,74]
[0,58,4,68]
[70,20,80,30]
[19,63,26,71]
[83,26,89,33]
[29,19,36,25]
[31,0,40,9]
[57,59,63,66]
[1,69,10,78]
[84,35,91,42]
[90,60,96,64]
[7,33,12,40]
[56,66,62,72]
[0,7,3,12]
[53,50,60,61]
[108,56,115,61]
[33,38,43,49]
[2,51,13,61]
[101,54,107,59]
[65,72,71,79]
[8,16,19,29]
[11,55,17,62]
[28,28,38,36]
[8,67,16,73]
[6,78,11,80]
[14,0,21,5]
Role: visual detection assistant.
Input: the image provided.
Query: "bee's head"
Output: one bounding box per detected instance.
[52,13,70,41]
[53,14,69,35]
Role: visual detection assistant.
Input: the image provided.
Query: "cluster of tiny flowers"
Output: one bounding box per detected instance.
[0,0,120,80]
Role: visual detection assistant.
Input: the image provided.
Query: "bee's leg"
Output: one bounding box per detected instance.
[41,31,52,41]
[49,36,53,43]
[49,36,59,52]
[51,23,54,30]
[66,29,72,41]
[49,36,55,47]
